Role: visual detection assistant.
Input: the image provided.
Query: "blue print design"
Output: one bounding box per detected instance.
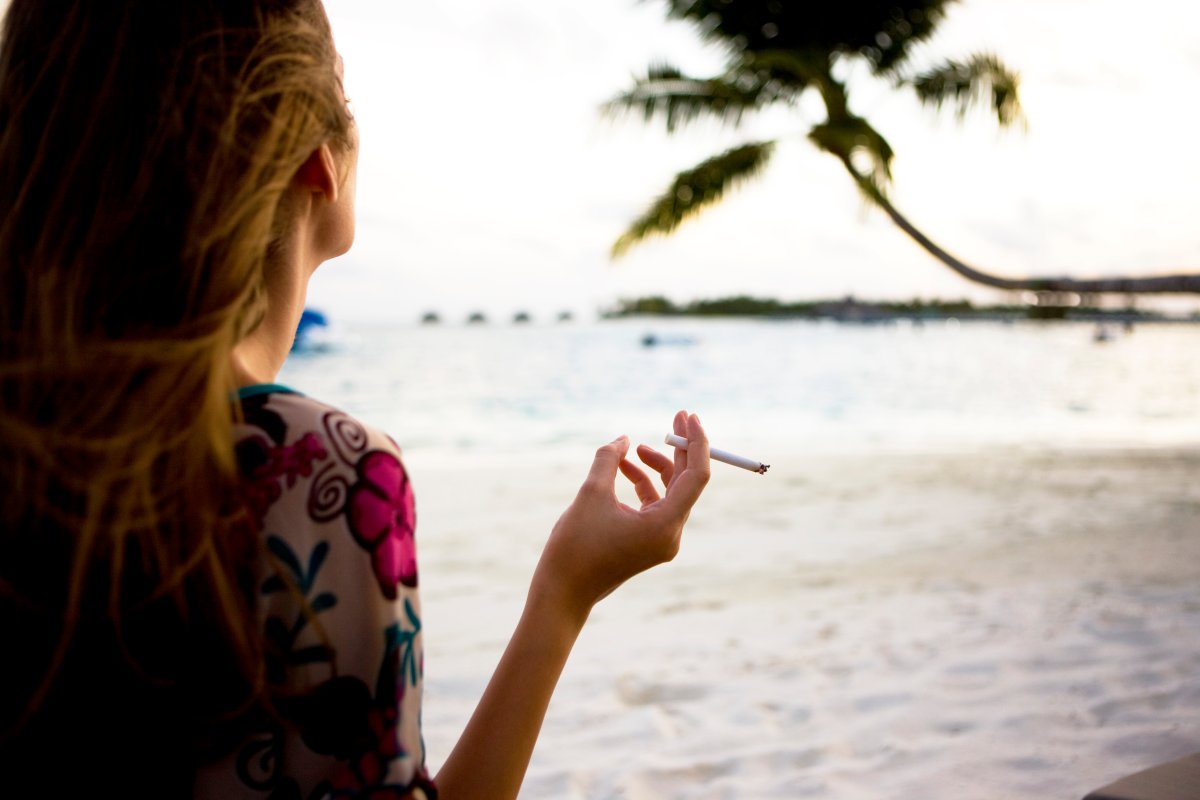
[262,536,338,683]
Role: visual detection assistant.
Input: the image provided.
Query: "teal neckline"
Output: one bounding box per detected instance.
[236,383,300,400]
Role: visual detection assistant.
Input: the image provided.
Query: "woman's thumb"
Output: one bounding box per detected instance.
[585,435,629,487]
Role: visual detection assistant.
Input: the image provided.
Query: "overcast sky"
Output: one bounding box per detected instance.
[316,0,1200,322]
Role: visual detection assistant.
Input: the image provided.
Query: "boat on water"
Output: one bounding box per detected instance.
[641,332,697,348]
[291,307,332,353]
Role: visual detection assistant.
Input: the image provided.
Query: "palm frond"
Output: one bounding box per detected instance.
[861,3,954,76]
[657,0,957,77]
[909,52,1024,127]
[611,141,776,258]
[602,62,775,133]
[807,115,895,188]
[733,48,826,89]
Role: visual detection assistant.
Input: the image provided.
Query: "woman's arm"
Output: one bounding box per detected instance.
[433,411,710,798]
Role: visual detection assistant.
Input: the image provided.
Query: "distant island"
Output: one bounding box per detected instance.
[602,295,1193,323]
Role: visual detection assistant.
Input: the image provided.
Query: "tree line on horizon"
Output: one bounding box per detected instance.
[603,294,1179,321]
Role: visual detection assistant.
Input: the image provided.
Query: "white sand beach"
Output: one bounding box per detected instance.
[412,444,1200,799]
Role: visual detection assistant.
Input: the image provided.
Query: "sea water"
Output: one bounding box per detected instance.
[278,317,1200,464]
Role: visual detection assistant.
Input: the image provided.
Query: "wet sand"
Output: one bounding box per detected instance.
[411,445,1200,798]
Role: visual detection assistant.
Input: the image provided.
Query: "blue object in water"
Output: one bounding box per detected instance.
[292,308,329,352]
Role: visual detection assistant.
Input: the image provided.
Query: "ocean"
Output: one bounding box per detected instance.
[279,316,1200,463]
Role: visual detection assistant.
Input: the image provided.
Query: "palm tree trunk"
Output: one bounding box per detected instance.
[847,166,1200,295]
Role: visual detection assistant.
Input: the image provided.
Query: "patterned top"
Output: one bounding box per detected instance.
[195,387,435,799]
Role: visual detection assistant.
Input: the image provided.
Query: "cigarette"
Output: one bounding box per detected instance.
[664,434,769,475]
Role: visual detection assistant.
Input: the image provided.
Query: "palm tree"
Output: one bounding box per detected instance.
[606,0,1200,295]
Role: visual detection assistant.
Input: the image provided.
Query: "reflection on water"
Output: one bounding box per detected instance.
[279,318,1200,461]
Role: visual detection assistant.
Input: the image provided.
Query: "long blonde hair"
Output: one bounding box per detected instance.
[0,0,352,763]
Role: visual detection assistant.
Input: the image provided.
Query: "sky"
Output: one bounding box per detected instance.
[316,0,1200,323]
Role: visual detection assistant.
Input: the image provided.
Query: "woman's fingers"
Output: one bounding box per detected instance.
[618,458,661,506]
[670,409,689,478]
[635,444,674,489]
[585,435,630,491]
[662,413,710,516]
[581,416,707,516]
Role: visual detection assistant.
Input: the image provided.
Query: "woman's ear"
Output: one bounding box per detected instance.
[294,142,339,203]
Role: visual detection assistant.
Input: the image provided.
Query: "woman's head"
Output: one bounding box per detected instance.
[0,0,353,346]
[0,0,352,745]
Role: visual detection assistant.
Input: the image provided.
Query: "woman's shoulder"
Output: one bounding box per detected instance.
[235,384,402,456]
[233,387,414,569]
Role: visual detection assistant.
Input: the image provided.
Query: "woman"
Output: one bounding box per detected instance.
[0,1,710,797]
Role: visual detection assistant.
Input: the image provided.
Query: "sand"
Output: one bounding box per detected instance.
[409,445,1200,799]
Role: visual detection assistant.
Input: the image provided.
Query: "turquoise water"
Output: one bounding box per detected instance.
[279,317,1200,462]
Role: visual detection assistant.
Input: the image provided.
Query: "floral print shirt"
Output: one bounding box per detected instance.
[195,386,435,799]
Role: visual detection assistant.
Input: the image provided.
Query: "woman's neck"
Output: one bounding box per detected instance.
[232,240,313,387]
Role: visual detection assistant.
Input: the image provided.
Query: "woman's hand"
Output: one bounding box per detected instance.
[530,410,710,622]
[436,410,710,798]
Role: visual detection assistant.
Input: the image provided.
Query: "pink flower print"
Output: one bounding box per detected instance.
[241,470,282,532]
[326,705,404,798]
[238,433,329,531]
[275,432,327,487]
[346,450,417,599]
